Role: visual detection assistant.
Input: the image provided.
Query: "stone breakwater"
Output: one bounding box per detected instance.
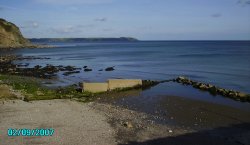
[174,76,250,102]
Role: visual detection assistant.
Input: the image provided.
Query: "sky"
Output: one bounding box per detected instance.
[0,0,250,40]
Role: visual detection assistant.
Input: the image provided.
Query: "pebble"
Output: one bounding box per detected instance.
[123,122,133,128]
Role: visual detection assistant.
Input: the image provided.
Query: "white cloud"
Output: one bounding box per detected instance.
[52,26,76,34]
[68,6,79,11]
[35,0,114,5]
[102,28,113,31]
[51,24,95,34]
[32,22,39,28]
[21,21,39,29]
[238,0,250,6]
[0,5,20,11]
[211,13,222,18]
[95,18,107,22]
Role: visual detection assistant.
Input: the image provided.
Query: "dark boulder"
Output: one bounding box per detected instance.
[63,71,80,76]
[84,68,92,72]
[105,66,115,71]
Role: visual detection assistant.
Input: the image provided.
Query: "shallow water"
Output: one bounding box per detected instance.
[1,41,250,113]
[98,83,250,129]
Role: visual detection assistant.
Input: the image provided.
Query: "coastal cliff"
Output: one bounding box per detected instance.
[0,18,30,49]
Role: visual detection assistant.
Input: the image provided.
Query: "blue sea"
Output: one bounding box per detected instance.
[3,41,250,114]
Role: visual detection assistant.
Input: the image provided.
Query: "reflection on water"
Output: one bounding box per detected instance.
[98,82,250,129]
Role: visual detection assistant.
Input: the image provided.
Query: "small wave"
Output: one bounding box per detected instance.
[177,53,226,57]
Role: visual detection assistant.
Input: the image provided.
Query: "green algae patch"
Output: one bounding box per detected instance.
[0,75,94,102]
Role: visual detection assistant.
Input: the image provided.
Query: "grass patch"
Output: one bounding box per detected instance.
[0,74,95,102]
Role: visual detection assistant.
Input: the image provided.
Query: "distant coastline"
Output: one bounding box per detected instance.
[29,37,138,43]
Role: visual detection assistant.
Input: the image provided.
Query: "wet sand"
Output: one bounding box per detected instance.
[160,96,250,129]
[95,93,250,145]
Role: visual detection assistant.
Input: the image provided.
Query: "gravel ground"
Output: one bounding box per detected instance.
[90,102,191,144]
[0,99,116,145]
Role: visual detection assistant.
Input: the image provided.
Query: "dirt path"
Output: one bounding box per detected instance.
[0,99,116,145]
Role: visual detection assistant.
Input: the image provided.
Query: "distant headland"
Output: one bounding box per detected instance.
[29,37,139,43]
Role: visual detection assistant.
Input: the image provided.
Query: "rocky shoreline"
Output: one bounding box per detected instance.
[0,44,54,50]
[1,54,249,103]
[0,55,116,79]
